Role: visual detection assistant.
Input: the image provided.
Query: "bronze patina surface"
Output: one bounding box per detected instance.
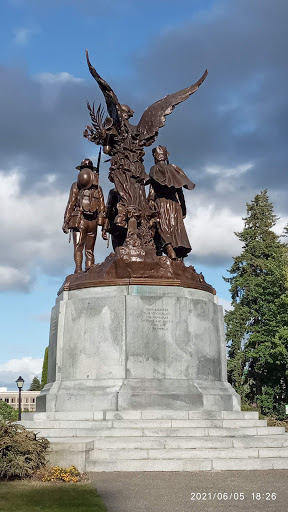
[62,52,211,293]
[62,155,105,273]
[84,49,207,251]
[58,248,215,295]
[148,145,195,261]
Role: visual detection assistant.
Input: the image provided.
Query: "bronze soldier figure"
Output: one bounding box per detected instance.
[148,146,195,260]
[63,158,105,273]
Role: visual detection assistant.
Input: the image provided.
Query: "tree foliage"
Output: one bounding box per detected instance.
[29,376,41,391]
[41,347,48,389]
[224,190,288,416]
[0,401,18,423]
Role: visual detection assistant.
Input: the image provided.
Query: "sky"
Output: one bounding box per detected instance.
[0,0,287,390]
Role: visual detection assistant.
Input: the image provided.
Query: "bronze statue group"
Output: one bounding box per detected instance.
[63,50,207,273]
[63,146,195,273]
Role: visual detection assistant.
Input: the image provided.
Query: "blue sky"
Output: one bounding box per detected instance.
[0,0,287,389]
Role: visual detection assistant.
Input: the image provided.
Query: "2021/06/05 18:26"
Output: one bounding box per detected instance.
[190,492,277,501]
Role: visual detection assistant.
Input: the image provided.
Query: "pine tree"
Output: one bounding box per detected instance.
[224,190,288,416]
[41,347,49,389]
[29,376,41,391]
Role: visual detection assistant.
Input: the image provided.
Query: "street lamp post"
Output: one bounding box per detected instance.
[15,376,24,421]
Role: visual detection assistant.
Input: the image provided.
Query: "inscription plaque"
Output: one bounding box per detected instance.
[143,306,172,331]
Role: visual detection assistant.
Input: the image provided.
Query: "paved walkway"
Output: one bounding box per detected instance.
[90,470,288,512]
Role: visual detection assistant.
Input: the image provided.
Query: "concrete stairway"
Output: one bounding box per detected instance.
[20,410,288,471]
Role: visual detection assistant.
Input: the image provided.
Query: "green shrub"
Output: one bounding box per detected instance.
[241,399,260,412]
[0,401,18,423]
[0,422,49,480]
[241,392,287,421]
[256,386,287,420]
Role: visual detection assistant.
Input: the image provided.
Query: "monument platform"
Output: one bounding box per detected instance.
[20,284,288,472]
[37,284,239,413]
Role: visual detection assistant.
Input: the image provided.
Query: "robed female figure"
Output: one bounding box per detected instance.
[148,146,195,260]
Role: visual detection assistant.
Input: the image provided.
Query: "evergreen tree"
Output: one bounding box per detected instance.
[224,190,288,416]
[29,376,41,391]
[41,347,49,389]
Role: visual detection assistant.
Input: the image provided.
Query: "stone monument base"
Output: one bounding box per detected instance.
[26,285,288,473]
[37,285,240,413]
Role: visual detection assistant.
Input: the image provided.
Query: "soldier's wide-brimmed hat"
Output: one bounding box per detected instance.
[76,158,98,172]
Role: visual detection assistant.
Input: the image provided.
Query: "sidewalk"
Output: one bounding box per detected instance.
[90,470,288,512]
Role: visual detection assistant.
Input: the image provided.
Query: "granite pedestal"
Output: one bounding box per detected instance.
[37,285,240,412]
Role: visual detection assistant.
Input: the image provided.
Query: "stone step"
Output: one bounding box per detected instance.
[86,459,213,471]
[258,447,288,457]
[46,439,94,472]
[28,425,285,438]
[85,457,288,472]
[232,435,288,448]
[91,436,232,449]
[21,418,267,429]
[90,435,288,450]
[88,447,260,460]
[140,426,284,437]
[21,409,260,422]
[88,446,288,461]
[44,433,288,472]
[212,458,288,471]
[22,420,112,429]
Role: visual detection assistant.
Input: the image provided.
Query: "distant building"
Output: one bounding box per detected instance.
[0,390,40,412]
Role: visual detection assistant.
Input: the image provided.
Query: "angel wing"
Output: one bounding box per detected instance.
[85,49,124,131]
[137,69,208,146]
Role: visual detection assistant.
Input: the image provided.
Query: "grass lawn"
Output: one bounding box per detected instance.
[0,481,108,512]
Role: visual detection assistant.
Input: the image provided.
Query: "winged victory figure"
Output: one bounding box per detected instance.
[83,49,207,249]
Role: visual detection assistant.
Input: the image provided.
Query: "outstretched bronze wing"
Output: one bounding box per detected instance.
[137,69,208,146]
[85,49,124,131]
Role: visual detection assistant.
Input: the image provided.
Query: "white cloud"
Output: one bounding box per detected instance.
[13,27,39,46]
[218,297,233,312]
[0,357,43,390]
[206,162,253,178]
[0,266,32,291]
[0,168,109,290]
[204,162,254,194]
[35,72,83,106]
[0,168,70,290]
[186,199,243,263]
[185,187,288,266]
[0,357,42,374]
[273,215,288,237]
[36,72,83,86]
